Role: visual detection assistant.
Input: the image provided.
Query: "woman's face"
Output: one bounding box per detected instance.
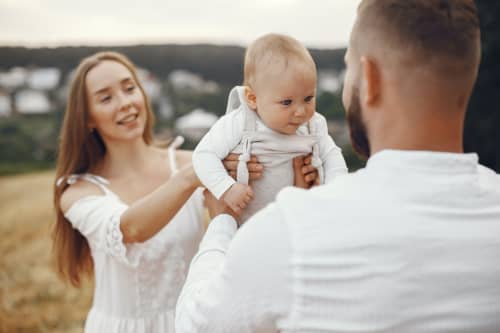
[85,60,147,144]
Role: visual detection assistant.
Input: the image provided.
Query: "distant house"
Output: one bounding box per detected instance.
[137,68,162,102]
[157,96,174,120]
[175,108,218,141]
[15,89,52,115]
[318,69,344,94]
[168,70,219,94]
[0,67,28,90]
[0,92,11,117]
[27,68,61,91]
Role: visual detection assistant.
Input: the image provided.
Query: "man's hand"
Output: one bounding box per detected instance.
[223,154,263,181]
[293,154,320,189]
[221,183,254,215]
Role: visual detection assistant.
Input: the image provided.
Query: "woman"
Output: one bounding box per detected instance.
[52,51,266,332]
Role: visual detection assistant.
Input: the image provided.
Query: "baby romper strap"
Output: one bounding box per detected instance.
[236,107,259,185]
[225,86,245,115]
[308,118,325,184]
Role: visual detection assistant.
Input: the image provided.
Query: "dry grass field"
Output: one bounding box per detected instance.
[0,171,92,333]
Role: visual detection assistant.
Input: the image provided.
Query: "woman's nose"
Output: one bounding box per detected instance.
[117,91,133,110]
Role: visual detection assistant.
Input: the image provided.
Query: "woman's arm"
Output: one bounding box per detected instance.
[120,163,199,243]
[120,150,263,244]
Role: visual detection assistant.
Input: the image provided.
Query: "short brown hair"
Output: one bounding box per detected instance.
[243,33,316,87]
[354,0,480,76]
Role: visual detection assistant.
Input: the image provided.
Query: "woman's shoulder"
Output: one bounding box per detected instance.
[60,179,105,214]
[175,149,193,168]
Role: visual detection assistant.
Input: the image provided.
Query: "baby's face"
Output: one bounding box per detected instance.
[250,61,316,135]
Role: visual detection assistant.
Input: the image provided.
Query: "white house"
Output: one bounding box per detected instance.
[0,67,28,90]
[15,89,52,114]
[137,68,162,102]
[168,70,219,94]
[317,69,344,94]
[27,68,61,91]
[175,108,218,141]
[157,96,174,120]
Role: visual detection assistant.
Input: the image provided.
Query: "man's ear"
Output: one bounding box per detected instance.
[360,56,381,107]
[244,86,258,111]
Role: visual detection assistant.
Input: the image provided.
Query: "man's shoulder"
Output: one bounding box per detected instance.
[478,164,500,192]
[277,170,366,202]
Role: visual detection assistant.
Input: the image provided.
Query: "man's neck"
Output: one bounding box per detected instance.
[370,112,465,156]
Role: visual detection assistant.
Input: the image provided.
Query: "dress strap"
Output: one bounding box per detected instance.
[168,136,184,174]
[56,173,112,195]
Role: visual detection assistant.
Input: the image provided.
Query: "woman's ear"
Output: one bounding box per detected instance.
[244,86,258,110]
[360,56,381,107]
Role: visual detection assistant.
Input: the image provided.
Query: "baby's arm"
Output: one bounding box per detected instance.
[314,113,348,183]
[221,183,254,215]
[193,110,246,199]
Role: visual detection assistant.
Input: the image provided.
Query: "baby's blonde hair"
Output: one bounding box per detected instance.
[243,33,317,88]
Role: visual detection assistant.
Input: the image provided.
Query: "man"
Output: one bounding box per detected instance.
[176,1,500,332]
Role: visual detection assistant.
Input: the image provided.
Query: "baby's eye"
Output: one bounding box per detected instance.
[304,95,314,103]
[280,99,292,106]
[125,85,136,92]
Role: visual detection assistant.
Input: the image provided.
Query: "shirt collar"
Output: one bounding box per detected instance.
[366,149,479,174]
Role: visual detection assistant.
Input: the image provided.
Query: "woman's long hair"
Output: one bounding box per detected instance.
[53,51,156,286]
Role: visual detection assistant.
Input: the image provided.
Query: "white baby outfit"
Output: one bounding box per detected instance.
[193,86,347,221]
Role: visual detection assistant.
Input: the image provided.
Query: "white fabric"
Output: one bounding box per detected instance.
[176,150,500,333]
[63,146,205,333]
[193,85,347,221]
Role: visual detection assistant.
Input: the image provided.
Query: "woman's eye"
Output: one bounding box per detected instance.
[126,85,136,92]
[280,99,292,106]
[305,95,314,102]
[100,95,111,103]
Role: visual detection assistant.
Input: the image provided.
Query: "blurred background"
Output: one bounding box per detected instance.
[0,1,498,332]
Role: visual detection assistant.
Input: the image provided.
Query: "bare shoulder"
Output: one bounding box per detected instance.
[175,149,194,168]
[60,180,105,214]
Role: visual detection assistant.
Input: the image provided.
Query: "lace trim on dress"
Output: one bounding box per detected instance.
[105,212,141,267]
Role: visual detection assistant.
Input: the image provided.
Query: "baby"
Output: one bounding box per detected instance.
[193,33,348,221]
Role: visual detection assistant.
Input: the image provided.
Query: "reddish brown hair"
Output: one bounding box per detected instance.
[52,51,155,286]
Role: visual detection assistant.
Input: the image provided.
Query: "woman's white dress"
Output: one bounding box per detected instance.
[62,145,205,333]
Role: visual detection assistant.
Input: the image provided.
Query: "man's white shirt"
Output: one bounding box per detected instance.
[176,150,500,333]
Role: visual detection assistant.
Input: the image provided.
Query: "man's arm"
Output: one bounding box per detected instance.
[175,205,292,333]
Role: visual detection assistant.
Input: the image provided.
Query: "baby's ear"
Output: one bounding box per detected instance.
[244,86,258,111]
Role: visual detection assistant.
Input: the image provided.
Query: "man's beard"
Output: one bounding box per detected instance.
[346,87,371,159]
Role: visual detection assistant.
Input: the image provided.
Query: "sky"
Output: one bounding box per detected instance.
[0,0,361,49]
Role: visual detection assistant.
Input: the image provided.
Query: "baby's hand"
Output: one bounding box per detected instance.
[221,183,254,215]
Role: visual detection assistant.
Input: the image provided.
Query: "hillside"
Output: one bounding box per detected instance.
[0,44,347,85]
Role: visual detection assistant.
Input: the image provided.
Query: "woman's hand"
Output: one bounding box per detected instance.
[293,154,319,189]
[221,183,254,215]
[223,154,263,181]
[204,189,240,222]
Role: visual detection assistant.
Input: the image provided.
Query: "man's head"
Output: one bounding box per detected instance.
[243,34,318,134]
[343,0,481,159]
